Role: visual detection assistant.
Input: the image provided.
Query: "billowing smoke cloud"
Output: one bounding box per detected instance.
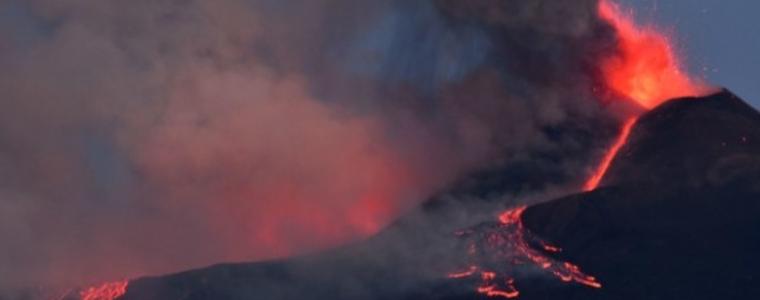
[0,0,621,291]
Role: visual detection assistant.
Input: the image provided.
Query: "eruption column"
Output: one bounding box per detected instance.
[598,0,707,109]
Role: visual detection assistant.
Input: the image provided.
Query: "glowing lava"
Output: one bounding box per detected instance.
[583,117,638,191]
[589,0,709,190]
[598,0,707,109]
[448,206,601,299]
[61,3,712,300]
[448,2,712,295]
[77,281,128,300]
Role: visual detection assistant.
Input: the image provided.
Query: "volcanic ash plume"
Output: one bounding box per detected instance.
[0,0,705,295]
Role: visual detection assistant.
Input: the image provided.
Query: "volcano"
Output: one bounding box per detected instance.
[517,89,760,300]
[73,89,759,300]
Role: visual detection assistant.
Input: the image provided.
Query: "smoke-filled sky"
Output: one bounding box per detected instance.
[0,0,743,294]
[0,0,618,290]
[620,0,760,108]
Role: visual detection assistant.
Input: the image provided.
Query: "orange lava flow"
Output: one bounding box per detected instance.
[497,208,601,290]
[78,281,128,300]
[448,266,478,279]
[583,117,638,191]
[477,273,520,299]
[448,206,601,299]
[598,0,707,109]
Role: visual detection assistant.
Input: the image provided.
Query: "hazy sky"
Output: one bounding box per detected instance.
[622,0,760,108]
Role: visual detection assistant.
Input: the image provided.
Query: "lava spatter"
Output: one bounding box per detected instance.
[590,0,709,191]
[598,0,708,109]
[448,206,601,299]
[57,281,128,300]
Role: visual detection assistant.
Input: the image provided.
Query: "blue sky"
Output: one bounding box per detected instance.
[622,0,760,108]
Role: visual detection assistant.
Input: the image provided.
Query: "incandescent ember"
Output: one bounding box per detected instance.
[448,206,601,299]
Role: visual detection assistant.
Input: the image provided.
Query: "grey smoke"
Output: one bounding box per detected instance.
[0,0,620,292]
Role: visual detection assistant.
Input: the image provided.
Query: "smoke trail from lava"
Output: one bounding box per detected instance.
[0,0,702,295]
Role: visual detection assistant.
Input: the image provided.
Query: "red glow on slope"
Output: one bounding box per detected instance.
[598,0,707,109]
[583,117,638,191]
[77,281,128,300]
[448,266,478,279]
[477,273,520,299]
[449,206,601,299]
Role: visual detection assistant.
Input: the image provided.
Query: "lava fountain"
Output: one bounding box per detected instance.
[598,0,708,109]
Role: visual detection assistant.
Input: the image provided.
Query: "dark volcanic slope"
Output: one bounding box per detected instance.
[521,89,760,300]
[118,90,760,300]
[602,89,760,188]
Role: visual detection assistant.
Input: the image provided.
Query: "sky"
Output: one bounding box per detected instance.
[622,0,760,108]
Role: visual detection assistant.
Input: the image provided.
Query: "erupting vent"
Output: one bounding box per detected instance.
[598,0,707,109]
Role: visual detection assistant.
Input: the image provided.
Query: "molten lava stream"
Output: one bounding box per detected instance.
[448,207,601,299]
[583,117,638,192]
[447,0,709,297]
[598,0,708,109]
[447,114,636,298]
